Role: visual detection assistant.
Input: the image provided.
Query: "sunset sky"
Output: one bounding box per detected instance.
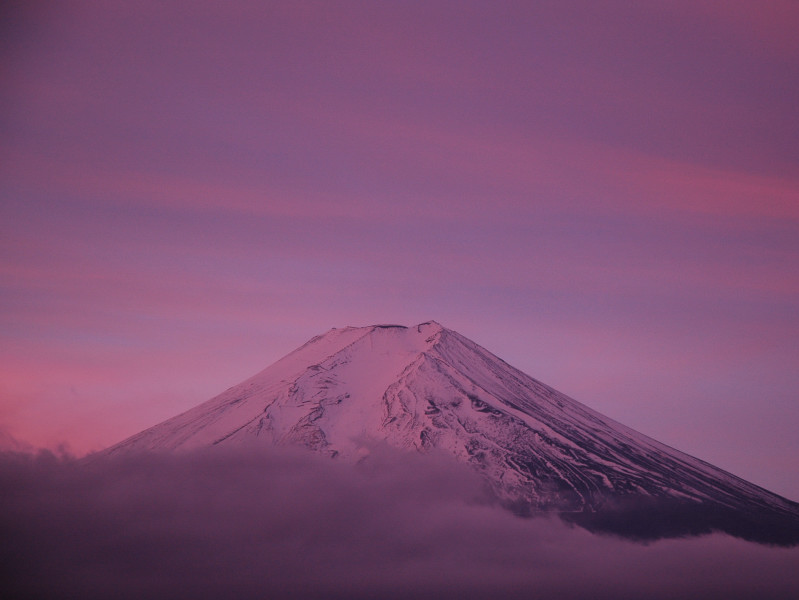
[2,1,798,499]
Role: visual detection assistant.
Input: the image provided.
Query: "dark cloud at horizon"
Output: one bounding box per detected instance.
[2,446,798,599]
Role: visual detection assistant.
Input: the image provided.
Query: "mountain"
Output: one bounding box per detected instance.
[104,321,799,544]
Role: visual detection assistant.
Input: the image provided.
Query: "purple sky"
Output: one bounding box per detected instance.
[2,2,798,499]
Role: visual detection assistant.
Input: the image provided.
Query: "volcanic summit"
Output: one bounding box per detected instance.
[104,321,799,544]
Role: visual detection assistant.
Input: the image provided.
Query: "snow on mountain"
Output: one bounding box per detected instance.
[103,321,799,544]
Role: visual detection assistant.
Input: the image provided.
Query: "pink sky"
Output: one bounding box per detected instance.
[2,1,798,499]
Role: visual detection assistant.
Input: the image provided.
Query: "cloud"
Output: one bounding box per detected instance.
[0,426,34,453]
[1,446,798,599]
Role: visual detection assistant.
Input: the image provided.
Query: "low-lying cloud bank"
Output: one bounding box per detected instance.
[2,446,798,599]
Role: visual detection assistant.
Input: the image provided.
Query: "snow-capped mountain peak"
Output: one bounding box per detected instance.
[103,321,799,544]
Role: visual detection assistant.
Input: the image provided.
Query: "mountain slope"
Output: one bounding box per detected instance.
[104,321,799,544]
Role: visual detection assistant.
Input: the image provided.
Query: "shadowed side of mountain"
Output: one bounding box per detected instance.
[559,494,799,546]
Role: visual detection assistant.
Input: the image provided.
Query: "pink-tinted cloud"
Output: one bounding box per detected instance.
[2,447,798,599]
